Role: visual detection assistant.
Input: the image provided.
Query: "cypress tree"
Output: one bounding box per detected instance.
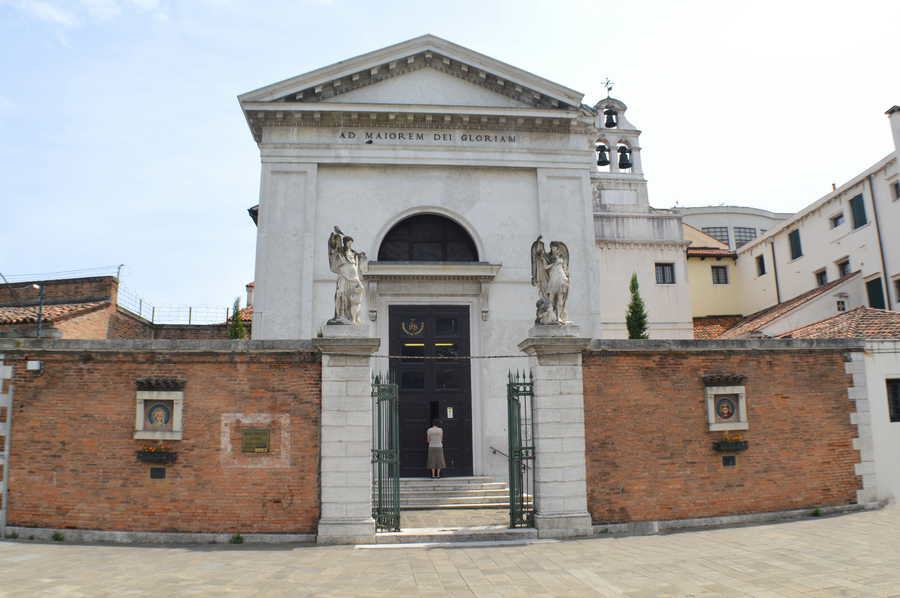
[626,273,649,339]
[228,297,246,340]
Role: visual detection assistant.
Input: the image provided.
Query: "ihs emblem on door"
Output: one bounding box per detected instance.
[401,318,425,336]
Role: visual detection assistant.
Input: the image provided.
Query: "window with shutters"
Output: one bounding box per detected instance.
[756,255,766,276]
[655,263,675,284]
[711,265,729,284]
[887,379,900,423]
[788,229,803,260]
[815,269,827,287]
[830,213,844,228]
[836,258,851,277]
[850,194,867,229]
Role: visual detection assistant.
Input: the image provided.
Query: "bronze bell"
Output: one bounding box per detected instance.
[596,144,610,166]
[603,108,617,128]
[618,146,633,169]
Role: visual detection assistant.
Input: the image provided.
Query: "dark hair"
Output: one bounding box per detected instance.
[432,419,441,428]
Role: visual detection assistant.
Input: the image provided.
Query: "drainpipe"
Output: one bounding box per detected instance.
[867,174,893,310]
[770,240,782,304]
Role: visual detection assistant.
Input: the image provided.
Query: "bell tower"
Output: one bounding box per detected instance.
[590,90,693,338]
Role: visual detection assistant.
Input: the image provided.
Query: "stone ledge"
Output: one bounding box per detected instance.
[1,526,315,545]
[592,501,885,537]
[0,338,319,354]
[588,338,865,353]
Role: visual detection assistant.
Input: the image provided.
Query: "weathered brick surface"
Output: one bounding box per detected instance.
[5,350,320,533]
[54,305,115,340]
[0,276,117,306]
[583,349,860,523]
[107,310,153,339]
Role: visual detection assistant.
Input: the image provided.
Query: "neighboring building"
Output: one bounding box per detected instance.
[719,272,866,339]
[0,276,250,340]
[683,224,740,318]
[674,206,792,250]
[734,107,900,316]
[240,35,693,479]
[777,308,900,503]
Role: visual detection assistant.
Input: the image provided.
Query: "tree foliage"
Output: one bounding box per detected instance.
[228,297,246,340]
[626,273,649,340]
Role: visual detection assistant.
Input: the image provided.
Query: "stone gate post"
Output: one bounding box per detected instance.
[313,327,380,545]
[518,327,592,538]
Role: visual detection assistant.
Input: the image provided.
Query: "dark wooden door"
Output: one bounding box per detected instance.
[389,305,472,477]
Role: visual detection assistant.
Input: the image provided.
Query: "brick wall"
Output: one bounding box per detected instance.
[107,309,153,339]
[0,276,117,306]
[54,305,116,340]
[583,349,860,523]
[5,347,321,534]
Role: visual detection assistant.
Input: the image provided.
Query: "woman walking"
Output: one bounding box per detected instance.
[426,419,446,479]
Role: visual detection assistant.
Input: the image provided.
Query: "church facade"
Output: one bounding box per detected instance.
[241,35,692,481]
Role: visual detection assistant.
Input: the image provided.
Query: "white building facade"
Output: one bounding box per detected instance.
[240,35,693,480]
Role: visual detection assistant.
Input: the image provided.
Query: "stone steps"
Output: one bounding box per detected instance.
[398,476,528,511]
[373,526,538,545]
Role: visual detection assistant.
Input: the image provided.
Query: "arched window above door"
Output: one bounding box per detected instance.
[377,214,479,262]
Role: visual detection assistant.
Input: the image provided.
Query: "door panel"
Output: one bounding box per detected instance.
[390,305,472,477]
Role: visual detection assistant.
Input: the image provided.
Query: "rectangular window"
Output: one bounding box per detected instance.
[866,277,886,310]
[815,269,828,287]
[887,380,900,423]
[895,279,900,303]
[893,181,900,200]
[850,194,868,229]
[788,229,803,260]
[830,213,845,228]
[756,255,766,276]
[711,265,729,284]
[837,300,847,312]
[655,263,675,284]
[733,227,757,248]
[701,226,730,246]
[837,258,851,277]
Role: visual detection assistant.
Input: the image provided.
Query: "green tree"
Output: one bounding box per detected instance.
[228,297,246,340]
[626,273,649,339]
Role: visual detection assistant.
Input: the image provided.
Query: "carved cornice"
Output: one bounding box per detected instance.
[595,239,691,249]
[271,51,575,111]
[364,262,501,282]
[245,109,593,142]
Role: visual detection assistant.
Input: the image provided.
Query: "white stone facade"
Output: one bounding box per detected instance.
[241,35,693,478]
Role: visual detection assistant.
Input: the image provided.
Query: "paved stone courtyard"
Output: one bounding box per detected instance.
[1,505,899,597]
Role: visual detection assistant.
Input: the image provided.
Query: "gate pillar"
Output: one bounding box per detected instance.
[314,326,380,545]
[518,327,592,539]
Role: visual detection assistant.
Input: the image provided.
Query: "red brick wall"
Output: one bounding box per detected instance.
[1,276,117,306]
[107,309,153,339]
[54,305,115,340]
[583,349,860,523]
[5,349,320,534]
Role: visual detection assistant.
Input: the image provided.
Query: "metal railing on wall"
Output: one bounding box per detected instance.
[117,285,232,325]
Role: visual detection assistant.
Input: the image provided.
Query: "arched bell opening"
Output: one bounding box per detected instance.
[616,142,633,173]
[377,213,479,262]
[595,139,611,173]
[603,107,618,128]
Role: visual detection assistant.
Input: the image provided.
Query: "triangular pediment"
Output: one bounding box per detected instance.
[329,67,532,108]
[239,34,584,111]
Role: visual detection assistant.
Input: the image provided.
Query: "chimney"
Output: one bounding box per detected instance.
[887,106,900,158]
[245,282,255,308]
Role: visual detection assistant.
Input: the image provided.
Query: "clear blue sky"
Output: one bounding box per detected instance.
[2,0,898,311]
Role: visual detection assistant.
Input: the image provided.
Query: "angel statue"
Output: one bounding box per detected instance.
[530,235,571,325]
[327,226,368,325]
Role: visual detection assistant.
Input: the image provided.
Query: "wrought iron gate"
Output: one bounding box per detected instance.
[507,370,535,528]
[371,373,400,532]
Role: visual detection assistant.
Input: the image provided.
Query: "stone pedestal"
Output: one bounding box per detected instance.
[313,325,380,545]
[518,326,593,539]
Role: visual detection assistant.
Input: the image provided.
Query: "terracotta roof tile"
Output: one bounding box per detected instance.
[238,306,253,322]
[718,271,861,339]
[693,316,744,339]
[0,301,109,325]
[778,307,900,339]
